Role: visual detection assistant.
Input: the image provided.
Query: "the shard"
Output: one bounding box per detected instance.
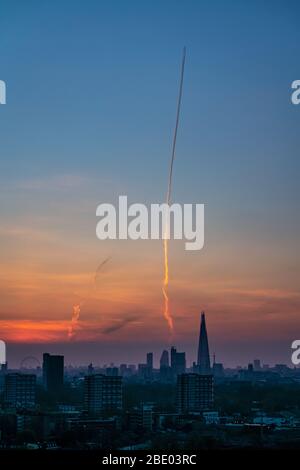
[197,312,211,375]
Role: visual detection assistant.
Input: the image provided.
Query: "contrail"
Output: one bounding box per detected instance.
[68,303,82,340]
[162,47,186,335]
[102,315,138,335]
[94,256,111,285]
[68,256,111,340]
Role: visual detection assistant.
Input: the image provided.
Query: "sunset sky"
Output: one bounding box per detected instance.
[0,0,300,367]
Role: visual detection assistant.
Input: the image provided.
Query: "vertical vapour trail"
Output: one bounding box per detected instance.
[68,256,111,340]
[68,303,82,340]
[162,47,186,335]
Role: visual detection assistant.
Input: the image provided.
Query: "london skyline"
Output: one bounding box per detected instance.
[3,311,296,369]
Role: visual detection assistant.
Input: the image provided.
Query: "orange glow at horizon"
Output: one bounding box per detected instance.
[1,221,299,345]
[0,320,71,342]
[1,276,300,345]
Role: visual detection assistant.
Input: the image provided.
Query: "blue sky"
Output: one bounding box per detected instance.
[1,1,299,209]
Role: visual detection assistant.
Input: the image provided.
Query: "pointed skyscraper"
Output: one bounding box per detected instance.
[176,312,214,414]
[197,312,211,375]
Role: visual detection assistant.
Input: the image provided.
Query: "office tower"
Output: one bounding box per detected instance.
[171,347,186,375]
[160,349,172,381]
[197,312,211,374]
[42,353,64,393]
[84,374,122,415]
[176,352,186,374]
[137,353,154,382]
[177,373,213,414]
[170,347,176,369]
[4,373,36,408]
[212,352,224,377]
[147,352,153,371]
[253,359,261,371]
[160,350,169,368]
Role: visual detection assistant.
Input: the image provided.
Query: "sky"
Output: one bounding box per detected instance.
[0,0,299,368]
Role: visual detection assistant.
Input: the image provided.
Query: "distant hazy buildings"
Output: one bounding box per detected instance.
[43,353,64,393]
[84,374,122,415]
[4,373,36,408]
[119,364,135,378]
[212,362,224,378]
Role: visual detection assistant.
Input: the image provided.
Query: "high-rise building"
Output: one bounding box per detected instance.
[177,312,214,413]
[177,373,213,414]
[4,373,36,408]
[146,352,153,371]
[159,350,172,381]
[42,353,64,393]
[160,350,169,368]
[171,347,186,375]
[197,312,211,374]
[137,353,154,382]
[84,374,122,415]
[253,359,261,371]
